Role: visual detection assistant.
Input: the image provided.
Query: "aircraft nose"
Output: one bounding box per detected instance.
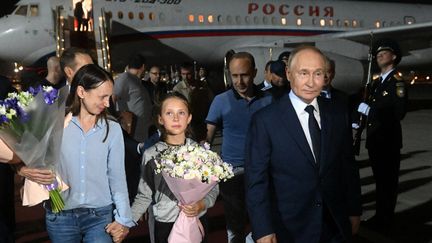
[0,17,22,61]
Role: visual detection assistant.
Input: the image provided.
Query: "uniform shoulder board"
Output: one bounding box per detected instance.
[393,73,403,81]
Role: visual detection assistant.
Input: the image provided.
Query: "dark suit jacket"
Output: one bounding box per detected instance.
[245,94,361,242]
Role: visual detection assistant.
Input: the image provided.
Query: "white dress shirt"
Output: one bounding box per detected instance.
[289,91,321,160]
[380,68,395,83]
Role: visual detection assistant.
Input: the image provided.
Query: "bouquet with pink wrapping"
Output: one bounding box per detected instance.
[155,143,234,243]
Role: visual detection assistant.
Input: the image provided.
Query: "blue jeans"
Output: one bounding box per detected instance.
[45,204,114,243]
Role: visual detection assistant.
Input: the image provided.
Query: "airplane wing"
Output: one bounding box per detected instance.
[283,21,432,64]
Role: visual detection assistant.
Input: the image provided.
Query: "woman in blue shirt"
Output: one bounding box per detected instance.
[46,64,134,243]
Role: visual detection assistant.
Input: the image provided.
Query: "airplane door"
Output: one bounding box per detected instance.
[89,1,113,71]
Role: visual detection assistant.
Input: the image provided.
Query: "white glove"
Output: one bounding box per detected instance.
[357,102,370,116]
[352,123,360,129]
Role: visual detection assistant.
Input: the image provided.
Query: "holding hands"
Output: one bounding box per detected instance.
[106,221,129,243]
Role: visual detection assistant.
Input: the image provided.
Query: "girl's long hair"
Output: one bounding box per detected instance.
[66,64,113,142]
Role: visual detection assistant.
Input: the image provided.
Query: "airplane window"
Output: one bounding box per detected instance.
[160,13,165,22]
[320,19,325,27]
[139,12,144,20]
[128,12,134,20]
[375,21,381,28]
[188,14,194,23]
[336,19,341,27]
[271,17,276,25]
[344,20,350,27]
[217,15,223,24]
[296,18,302,26]
[263,16,268,25]
[149,12,155,21]
[226,15,232,24]
[14,5,28,16]
[118,11,123,19]
[329,19,334,27]
[236,16,241,24]
[245,16,250,24]
[208,15,214,23]
[382,21,386,27]
[253,16,259,24]
[281,17,287,25]
[30,5,38,17]
[199,15,204,23]
[106,11,112,19]
[352,20,358,27]
[312,18,317,26]
[404,16,415,25]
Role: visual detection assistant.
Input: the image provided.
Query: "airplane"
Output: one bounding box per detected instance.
[0,0,432,93]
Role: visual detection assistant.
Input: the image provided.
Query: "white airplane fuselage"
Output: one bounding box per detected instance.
[1,0,432,92]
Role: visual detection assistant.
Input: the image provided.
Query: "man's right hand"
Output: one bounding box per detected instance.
[17,164,55,185]
[257,233,277,243]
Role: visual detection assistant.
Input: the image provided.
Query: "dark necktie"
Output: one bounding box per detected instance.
[371,76,382,95]
[305,105,321,163]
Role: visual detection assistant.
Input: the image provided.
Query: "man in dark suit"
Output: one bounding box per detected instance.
[245,46,361,243]
[321,58,350,110]
[257,60,274,92]
[356,39,407,228]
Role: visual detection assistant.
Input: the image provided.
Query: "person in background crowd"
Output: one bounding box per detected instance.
[172,62,196,101]
[60,47,93,86]
[321,58,350,109]
[278,51,291,66]
[205,52,272,243]
[74,0,85,32]
[113,54,152,142]
[268,60,290,99]
[257,61,274,92]
[40,56,66,89]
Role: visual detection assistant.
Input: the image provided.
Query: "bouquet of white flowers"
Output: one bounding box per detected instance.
[155,142,234,183]
[154,142,234,243]
[0,85,68,213]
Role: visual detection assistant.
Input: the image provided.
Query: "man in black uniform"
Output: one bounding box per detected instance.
[357,39,407,229]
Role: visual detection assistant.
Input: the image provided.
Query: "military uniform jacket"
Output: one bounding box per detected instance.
[366,70,407,149]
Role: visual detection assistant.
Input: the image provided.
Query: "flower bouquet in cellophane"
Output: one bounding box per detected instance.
[155,142,234,243]
[0,85,69,213]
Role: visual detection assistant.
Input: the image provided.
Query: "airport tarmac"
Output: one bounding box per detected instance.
[12,84,432,243]
[354,83,432,243]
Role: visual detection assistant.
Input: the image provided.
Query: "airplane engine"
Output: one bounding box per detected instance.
[229,47,364,94]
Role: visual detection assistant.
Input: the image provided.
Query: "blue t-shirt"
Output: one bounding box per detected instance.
[205,88,272,167]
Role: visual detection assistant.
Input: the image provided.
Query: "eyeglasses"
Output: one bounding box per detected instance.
[150,72,160,75]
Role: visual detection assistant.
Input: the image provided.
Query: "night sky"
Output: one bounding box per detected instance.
[1,0,432,17]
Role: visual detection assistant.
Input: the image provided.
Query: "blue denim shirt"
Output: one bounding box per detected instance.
[58,116,134,227]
